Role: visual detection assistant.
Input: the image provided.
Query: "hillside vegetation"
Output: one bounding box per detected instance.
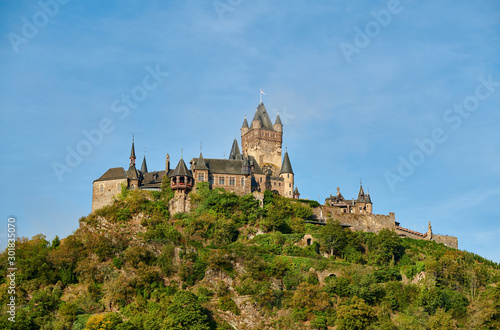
[1,179,499,329]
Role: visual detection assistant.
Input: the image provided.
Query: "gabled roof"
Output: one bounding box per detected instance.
[229,139,242,160]
[194,152,209,170]
[94,167,127,182]
[280,151,294,174]
[172,158,192,177]
[127,164,139,180]
[141,156,148,174]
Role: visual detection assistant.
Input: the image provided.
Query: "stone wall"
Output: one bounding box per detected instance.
[92,178,127,212]
[210,174,252,195]
[432,235,458,249]
[312,206,395,233]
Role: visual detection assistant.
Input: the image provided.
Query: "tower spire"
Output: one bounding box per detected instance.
[129,133,136,166]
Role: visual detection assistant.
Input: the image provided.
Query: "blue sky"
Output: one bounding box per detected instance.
[1,0,500,262]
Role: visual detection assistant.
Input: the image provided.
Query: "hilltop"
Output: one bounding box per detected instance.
[1,179,499,329]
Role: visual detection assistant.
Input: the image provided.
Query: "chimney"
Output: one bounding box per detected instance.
[337,187,340,196]
[166,153,170,172]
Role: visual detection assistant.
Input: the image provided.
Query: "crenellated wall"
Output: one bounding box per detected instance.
[312,206,395,233]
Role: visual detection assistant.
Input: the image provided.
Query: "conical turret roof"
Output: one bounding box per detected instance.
[275,113,283,125]
[141,155,148,174]
[280,151,294,174]
[130,141,136,159]
[242,117,249,128]
[172,158,192,177]
[229,139,242,160]
[195,152,209,170]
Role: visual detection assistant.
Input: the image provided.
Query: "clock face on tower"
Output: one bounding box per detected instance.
[262,163,277,177]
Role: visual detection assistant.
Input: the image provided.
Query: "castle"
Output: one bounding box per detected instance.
[91,101,458,249]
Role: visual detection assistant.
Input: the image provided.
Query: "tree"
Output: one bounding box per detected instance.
[320,219,348,256]
[336,296,376,330]
[163,291,211,330]
[85,313,123,330]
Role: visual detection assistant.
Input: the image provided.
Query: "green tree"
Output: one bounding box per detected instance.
[320,219,348,256]
[163,291,211,330]
[336,296,376,330]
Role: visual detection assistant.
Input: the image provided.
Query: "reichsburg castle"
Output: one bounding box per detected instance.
[91,101,458,249]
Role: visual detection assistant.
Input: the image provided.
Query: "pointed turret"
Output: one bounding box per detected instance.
[357,184,370,203]
[275,113,282,125]
[280,151,294,174]
[293,187,300,199]
[130,140,136,165]
[172,158,192,177]
[195,152,208,170]
[229,139,242,160]
[273,112,283,132]
[242,116,249,128]
[141,155,148,174]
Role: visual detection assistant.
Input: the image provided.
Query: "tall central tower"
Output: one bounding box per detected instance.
[240,102,283,177]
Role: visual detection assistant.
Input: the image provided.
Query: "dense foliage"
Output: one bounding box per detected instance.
[0,183,499,329]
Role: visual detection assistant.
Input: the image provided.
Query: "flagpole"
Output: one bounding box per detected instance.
[259,89,262,103]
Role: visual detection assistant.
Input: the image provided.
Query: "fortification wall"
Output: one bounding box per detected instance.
[432,235,458,249]
[312,206,395,233]
[92,178,127,212]
[395,227,427,240]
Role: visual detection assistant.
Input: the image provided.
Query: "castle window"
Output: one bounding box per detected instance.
[229,177,235,185]
[100,184,104,193]
[287,174,289,179]
[260,177,262,183]
[241,177,244,186]
[198,173,205,182]
[219,176,225,185]
[274,182,276,186]
[289,183,291,187]
[209,176,214,184]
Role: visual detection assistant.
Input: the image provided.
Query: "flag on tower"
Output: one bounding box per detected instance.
[260,89,265,95]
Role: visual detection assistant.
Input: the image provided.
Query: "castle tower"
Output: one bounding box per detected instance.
[293,187,300,199]
[127,139,139,189]
[279,150,294,198]
[193,151,209,185]
[356,184,373,214]
[241,102,283,176]
[169,156,193,213]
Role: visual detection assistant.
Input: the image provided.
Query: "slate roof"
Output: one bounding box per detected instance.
[141,170,167,189]
[141,156,148,174]
[242,117,249,128]
[229,139,242,160]
[294,187,299,195]
[356,185,372,203]
[94,167,128,182]
[127,164,140,180]
[130,141,136,159]
[275,113,282,125]
[171,158,192,177]
[194,152,209,170]
[251,102,275,131]
[280,151,293,174]
[191,156,264,175]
